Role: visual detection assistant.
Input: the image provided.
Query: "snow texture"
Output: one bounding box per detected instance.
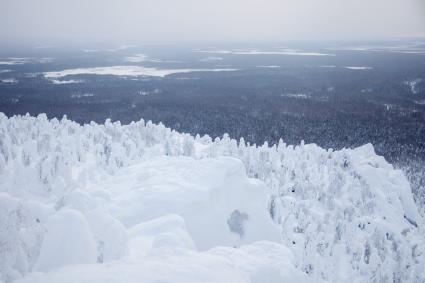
[0,113,424,283]
[33,209,97,272]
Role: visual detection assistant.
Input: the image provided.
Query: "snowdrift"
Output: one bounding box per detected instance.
[0,113,423,282]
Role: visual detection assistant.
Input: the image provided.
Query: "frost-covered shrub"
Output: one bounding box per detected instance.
[0,193,50,282]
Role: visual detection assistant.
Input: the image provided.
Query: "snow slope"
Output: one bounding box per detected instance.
[0,113,424,282]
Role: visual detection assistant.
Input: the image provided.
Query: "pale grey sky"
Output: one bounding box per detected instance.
[0,0,424,43]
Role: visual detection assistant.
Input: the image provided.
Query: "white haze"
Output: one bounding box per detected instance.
[0,0,424,43]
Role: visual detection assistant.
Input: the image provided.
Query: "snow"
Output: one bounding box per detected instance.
[195,49,334,56]
[102,45,139,52]
[128,214,197,253]
[37,58,54,63]
[239,50,333,56]
[125,54,147,62]
[0,61,24,65]
[345,66,373,70]
[137,89,161,96]
[0,58,51,65]
[281,93,310,99]
[70,93,95,98]
[0,114,424,282]
[85,208,128,262]
[16,241,307,283]
[328,43,425,54]
[101,156,281,249]
[404,79,422,94]
[50,79,83,84]
[82,49,100,53]
[199,56,223,62]
[0,78,17,84]
[391,50,425,54]
[43,66,239,78]
[257,65,280,68]
[33,209,97,272]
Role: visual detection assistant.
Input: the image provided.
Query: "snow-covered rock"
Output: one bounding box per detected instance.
[0,113,423,282]
[128,214,196,252]
[33,209,97,272]
[85,209,128,263]
[103,156,281,250]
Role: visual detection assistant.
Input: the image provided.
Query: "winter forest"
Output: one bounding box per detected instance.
[0,113,423,282]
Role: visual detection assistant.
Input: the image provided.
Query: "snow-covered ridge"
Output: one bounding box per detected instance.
[0,113,424,282]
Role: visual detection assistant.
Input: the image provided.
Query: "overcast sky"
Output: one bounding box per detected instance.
[1,0,424,43]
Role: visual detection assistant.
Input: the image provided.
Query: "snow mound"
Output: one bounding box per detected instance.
[16,241,307,283]
[33,209,97,272]
[128,214,197,256]
[103,156,281,250]
[85,209,128,263]
[0,113,424,282]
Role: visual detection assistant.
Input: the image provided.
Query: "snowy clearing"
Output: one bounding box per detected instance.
[281,93,310,99]
[199,56,224,62]
[390,50,425,54]
[0,58,52,65]
[43,66,239,78]
[0,58,30,65]
[70,93,95,98]
[50,79,83,84]
[345,66,374,70]
[257,65,280,68]
[0,78,18,84]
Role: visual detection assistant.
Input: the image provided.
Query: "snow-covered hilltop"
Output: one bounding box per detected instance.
[0,113,424,282]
